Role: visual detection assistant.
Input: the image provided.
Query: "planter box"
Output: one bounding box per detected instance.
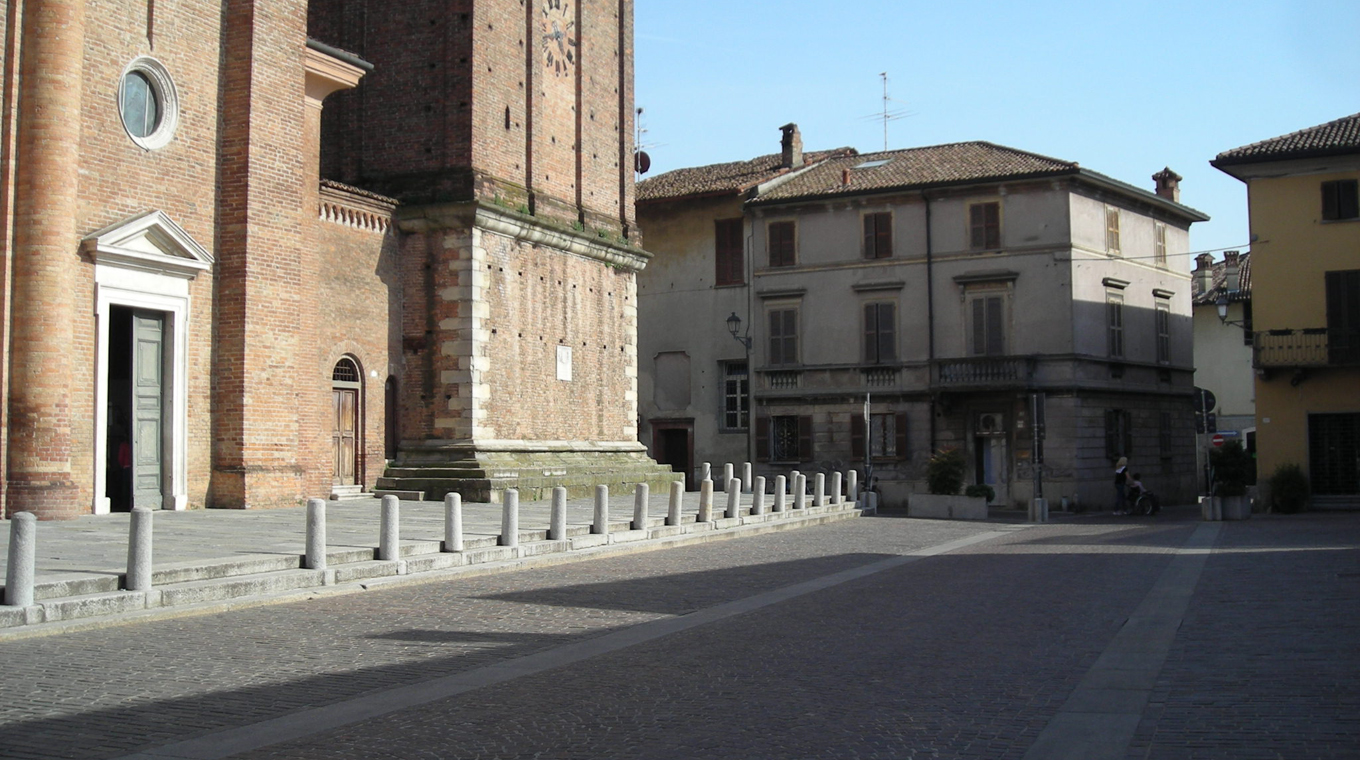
[908,493,988,520]
[1221,494,1251,520]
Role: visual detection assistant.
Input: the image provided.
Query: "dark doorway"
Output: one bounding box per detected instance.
[105,306,167,511]
[332,358,362,486]
[1309,413,1360,496]
[651,421,694,490]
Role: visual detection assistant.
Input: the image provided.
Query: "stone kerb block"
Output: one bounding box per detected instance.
[908,494,988,520]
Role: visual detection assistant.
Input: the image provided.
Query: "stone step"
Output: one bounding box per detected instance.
[329,485,374,500]
[372,488,426,501]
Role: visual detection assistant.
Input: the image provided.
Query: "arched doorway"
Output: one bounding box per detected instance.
[331,358,361,486]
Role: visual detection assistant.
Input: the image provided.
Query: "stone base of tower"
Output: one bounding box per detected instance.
[376,441,681,503]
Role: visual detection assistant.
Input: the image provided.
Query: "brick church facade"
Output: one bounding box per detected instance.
[1,0,671,520]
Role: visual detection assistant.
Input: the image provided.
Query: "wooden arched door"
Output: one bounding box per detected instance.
[331,358,361,486]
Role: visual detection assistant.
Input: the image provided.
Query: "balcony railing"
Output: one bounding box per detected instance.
[1254,329,1360,368]
[765,371,801,390]
[935,356,1033,385]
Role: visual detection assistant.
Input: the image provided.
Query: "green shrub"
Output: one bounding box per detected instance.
[964,484,995,503]
[926,447,966,495]
[1211,441,1252,497]
[1268,463,1310,514]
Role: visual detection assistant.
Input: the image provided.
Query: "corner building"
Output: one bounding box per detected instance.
[1,0,671,520]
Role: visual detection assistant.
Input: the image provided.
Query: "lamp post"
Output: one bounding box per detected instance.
[726,312,753,467]
[1215,292,1247,328]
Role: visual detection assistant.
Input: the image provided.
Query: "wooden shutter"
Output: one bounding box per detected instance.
[895,413,909,460]
[863,303,878,363]
[984,203,1000,248]
[768,310,783,366]
[864,212,891,259]
[970,204,986,249]
[985,297,1004,356]
[797,415,814,460]
[715,218,743,286]
[769,221,795,267]
[783,309,798,364]
[971,298,986,355]
[879,303,896,362]
[1326,270,1360,363]
[850,413,865,458]
[755,417,771,462]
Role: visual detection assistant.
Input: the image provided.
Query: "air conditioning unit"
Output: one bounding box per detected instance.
[976,412,1005,434]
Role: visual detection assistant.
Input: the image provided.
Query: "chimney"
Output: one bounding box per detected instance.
[1223,250,1241,293]
[1152,167,1182,203]
[1194,253,1215,294]
[780,123,802,169]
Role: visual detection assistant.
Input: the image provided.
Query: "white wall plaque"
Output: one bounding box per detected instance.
[557,345,573,381]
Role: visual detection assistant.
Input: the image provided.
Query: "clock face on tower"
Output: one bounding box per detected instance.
[540,0,576,77]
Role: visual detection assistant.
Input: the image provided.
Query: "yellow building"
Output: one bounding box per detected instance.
[1212,113,1360,507]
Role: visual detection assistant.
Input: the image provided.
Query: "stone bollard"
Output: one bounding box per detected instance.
[790,470,800,493]
[742,462,753,493]
[550,487,567,541]
[794,474,807,510]
[830,472,843,505]
[700,462,711,483]
[1029,497,1048,523]
[306,498,327,570]
[667,480,684,526]
[725,478,740,519]
[445,492,464,552]
[593,485,610,535]
[752,476,767,515]
[698,479,714,522]
[848,470,859,503]
[774,476,787,513]
[380,494,400,561]
[501,490,520,548]
[633,483,650,530]
[126,507,154,592]
[722,463,734,492]
[868,492,879,512]
[814,473,826,507]
[4,512,36,607]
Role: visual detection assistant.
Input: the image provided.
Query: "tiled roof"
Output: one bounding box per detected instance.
[1191,251,1252,305]
[752,141,1078,202]
[637,148,857,202]
[1213,112,1360,165]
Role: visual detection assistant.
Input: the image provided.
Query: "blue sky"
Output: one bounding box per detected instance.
[634,0,1359,262]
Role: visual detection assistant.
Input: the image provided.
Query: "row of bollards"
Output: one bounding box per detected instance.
[4,472,868,607]
[697,462,863,504]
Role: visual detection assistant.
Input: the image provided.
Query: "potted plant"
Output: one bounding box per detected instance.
[1211,441,1253,520]
[910,448,986,520]
[1267,463,1309,514]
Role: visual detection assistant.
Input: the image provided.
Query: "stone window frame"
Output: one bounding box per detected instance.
[118,56,180,151]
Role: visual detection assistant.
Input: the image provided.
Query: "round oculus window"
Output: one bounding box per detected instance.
[118,58,178,150]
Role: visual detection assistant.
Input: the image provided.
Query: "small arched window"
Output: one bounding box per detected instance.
[332,357,360,384]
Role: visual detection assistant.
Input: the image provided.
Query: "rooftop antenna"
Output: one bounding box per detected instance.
[634,106,661,177]
[859,72,913,151]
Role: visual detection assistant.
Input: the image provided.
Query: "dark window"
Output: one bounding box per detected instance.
[1325,269,1360,364]
[1105,409,1133,461]
[863,212,892,259]
[758,415,812,462]
[1107,297,1124,358]
[851,412,909,460]
[970,295,1005,356]
[1155,301,1171,364]
[768,308,798,366]
[714,218,744,286]
[120,71,160,138]
[1321,180,1359,221]
[721,361,749,431]
[768,221,796,267]
[864,302,896,364]
[969,202,1000,250]
[1242,300,1254,346]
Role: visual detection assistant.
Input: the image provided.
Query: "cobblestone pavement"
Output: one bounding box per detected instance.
[0,508,1356,759]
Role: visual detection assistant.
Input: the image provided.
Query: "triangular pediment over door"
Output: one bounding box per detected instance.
[81,209,214,279]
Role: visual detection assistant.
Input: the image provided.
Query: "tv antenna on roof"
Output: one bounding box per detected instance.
[859,72,914,151]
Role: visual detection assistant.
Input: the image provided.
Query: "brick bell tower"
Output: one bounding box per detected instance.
[308,0,676,501]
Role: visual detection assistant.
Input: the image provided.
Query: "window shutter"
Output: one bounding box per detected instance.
[985,296,1004,356]
[1326,270,1360,363]
[1323,182,1340,220]
[878,303,896,363]
[768,310,783,366]
[864,303,878,363]
[783,309,798,364]
[850,414,865,458]
[984,203,1000,248]
[969,204,984,249]
[1342,181,1360,219]
[863,215,875,259]
[972,298,986,355]
[797,415,814,460]
[895,412,909,460]
[876,213,892,258]
[755,417,771,462]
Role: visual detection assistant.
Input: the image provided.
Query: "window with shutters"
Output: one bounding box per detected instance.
[768,220,796,267]
[863,212,892,259]
[1325,269,1360,364]
[1107,294,1125,358]
[852,412,909,461]
[757,415,812,462]
[768,307,798,366]
[1104,409,1133,461]
[714,218,744,286]
[969,201,1001,250]
[967,293,1007,356]
[1154,222,1167,266]
[1155,299,1171,364]
[720,361,749,431]
[863,302,896,364]
[1321,180,1359,221]
[1106,206,1121,255]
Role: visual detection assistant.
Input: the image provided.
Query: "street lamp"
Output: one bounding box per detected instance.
[726,312,752,349]
[725,312,754,466]
[1215,292,1247,327]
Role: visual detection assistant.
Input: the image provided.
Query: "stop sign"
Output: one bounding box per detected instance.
[1211,433,1225,447]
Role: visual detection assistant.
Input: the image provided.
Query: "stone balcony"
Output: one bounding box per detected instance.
[1254,329,1360,369]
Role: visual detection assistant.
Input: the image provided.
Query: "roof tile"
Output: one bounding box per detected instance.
[637,148,856,202]
[1214,112,1360,165]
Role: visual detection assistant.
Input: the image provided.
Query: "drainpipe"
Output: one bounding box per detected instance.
[924,192,936,453]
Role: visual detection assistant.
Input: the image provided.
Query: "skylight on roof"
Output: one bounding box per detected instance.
[854,159,893,169]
